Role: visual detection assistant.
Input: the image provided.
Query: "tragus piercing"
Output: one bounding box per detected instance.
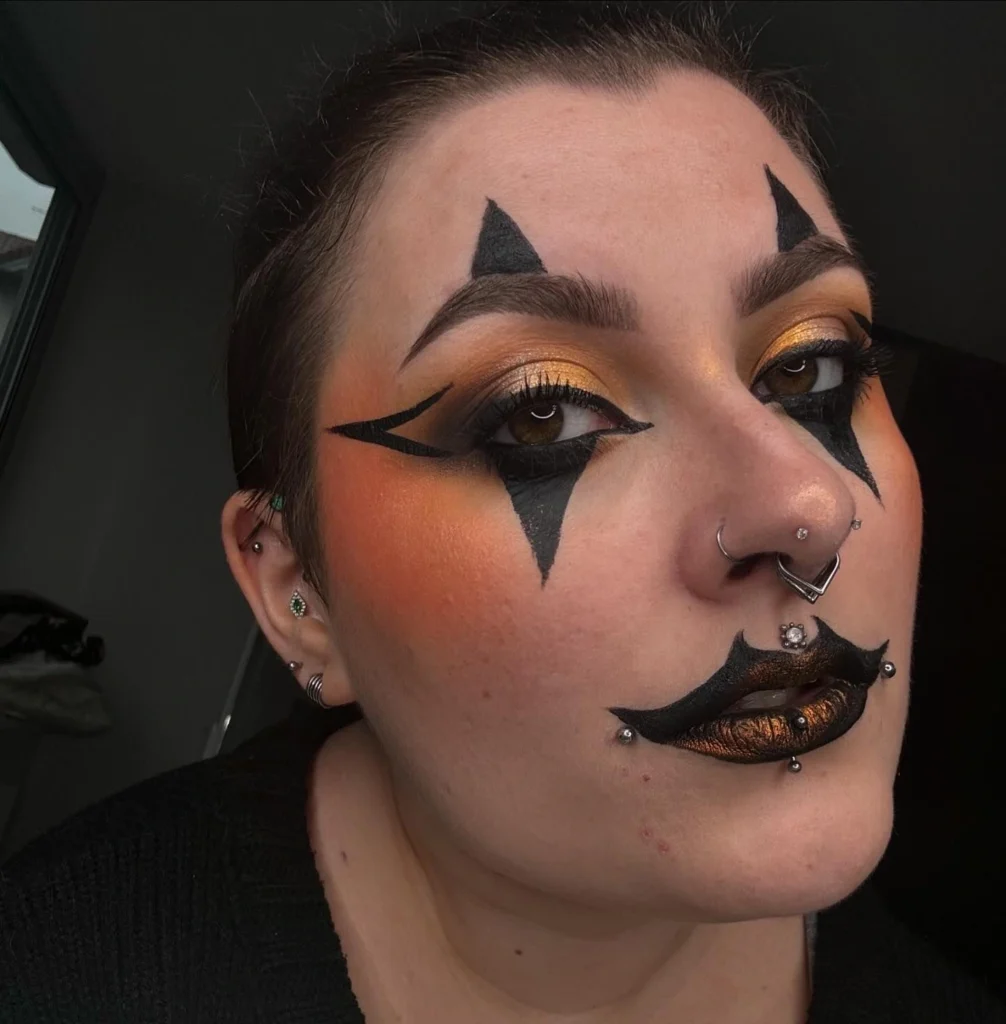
[251,541,263,554]
[615,726,637,745]
[289,590,308,618]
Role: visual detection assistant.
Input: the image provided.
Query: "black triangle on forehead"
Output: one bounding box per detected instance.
[764,165,818,252]
[471,199,547,277]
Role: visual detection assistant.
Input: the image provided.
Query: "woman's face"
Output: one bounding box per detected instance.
[315,71,922,921]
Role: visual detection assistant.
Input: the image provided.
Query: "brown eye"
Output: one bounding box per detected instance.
[508,402,564,444]
[754,355,844,400]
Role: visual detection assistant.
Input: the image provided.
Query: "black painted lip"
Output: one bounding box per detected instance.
[608,617,888,763]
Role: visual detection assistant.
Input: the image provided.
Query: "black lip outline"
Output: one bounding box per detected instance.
[608,617,888,749]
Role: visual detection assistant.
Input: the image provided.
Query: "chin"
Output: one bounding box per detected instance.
[681,766,896,923]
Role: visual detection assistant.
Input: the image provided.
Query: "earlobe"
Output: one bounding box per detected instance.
[220,491,357,708]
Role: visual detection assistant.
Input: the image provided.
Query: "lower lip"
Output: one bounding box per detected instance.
[668,677,870,764]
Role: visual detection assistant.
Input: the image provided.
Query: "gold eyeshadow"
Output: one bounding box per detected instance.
[750,316,854,381]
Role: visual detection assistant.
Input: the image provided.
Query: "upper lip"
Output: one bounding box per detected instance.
[608,617,889,742]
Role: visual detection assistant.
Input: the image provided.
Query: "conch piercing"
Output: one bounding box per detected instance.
[251,541,263,554]
[780,623,808,650]
[306,672,333,709]
[289,590,308,618]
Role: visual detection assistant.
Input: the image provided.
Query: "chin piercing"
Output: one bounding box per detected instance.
[286,660,301,673]
[780,623,808,650]
[615,726,637,745]
[306,672,333,709]
[788,756,802,773]
[289,590,308,618]
[795,527,809,541]
[880,661,896,679]
[776,551,840,604]
[251,541,263,554]
[716,524,744,564]
[851,518,862,530]
[792,714,809,731]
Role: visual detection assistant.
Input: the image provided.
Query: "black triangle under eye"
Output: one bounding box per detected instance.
[764,166,818,252]
[471,199,547,277]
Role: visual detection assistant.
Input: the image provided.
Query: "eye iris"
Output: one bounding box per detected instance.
[510,402,563,444]
[765,357,818,396]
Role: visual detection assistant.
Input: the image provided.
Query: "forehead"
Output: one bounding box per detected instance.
[343,70,840,373]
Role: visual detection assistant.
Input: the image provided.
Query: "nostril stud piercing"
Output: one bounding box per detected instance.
[851,518,862,531]
[795,527,809,540]
[615,726,637,745]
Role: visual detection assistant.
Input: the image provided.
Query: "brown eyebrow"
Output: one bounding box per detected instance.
[734,234,870,318]
[398,274,638,371]
[398,234,869,372]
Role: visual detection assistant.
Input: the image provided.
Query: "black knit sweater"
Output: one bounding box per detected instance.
[2,701,1003,1023]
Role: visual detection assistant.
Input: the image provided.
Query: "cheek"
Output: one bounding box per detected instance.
[317,445,532,665]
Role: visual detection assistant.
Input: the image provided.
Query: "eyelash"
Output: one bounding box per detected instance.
[464,335,893,481]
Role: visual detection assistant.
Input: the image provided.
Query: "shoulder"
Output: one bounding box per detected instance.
[810,882,1006,1023]
[0,709,335,1022]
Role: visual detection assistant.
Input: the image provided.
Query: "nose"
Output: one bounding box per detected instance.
[677,399,859,604]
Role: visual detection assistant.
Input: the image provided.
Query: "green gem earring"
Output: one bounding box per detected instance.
[270,494,285,512]
[289,590,307,618]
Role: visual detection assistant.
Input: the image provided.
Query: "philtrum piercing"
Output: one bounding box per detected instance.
[795,527,809,540]
[788,756,802,773]
[616,726,637,745]
[851,518,862,531]
[780,623,808,650]
[881,661,896,678]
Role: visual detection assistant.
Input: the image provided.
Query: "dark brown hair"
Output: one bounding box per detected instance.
[226,0,822,595]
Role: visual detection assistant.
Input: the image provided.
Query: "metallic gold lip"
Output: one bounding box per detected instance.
[668,677,869,764]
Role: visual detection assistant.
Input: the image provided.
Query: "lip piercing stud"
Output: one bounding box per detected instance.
[780,623,808,650]
[616,726,637,745]
[289,590,308,618]
[795,527,809,541]
[880,661,896,679]
[792,714,809,731]
[851,518,862,530]
[788,756,802,773]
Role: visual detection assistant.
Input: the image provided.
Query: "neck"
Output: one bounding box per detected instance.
[358,726,811,1024]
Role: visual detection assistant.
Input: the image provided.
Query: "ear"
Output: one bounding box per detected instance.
[221,491,356,708]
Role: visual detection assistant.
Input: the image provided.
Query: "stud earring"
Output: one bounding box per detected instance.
[251,541,263,554]
[286,661,302,673]
[289,590,307,618]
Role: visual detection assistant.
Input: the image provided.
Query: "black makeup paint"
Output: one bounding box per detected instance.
[471,199,547,277]
[761,169,880,499]
[326,385,455,457]
[609,617,889,764]
[765,165,818,252]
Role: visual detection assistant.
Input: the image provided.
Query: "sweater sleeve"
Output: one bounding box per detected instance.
[0,761,260,1024]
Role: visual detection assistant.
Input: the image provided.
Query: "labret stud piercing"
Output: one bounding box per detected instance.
[788,756,802,773]
[289,590,308,618]
[780,622,808,650]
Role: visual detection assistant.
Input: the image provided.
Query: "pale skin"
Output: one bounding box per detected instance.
[222,71,923,1023]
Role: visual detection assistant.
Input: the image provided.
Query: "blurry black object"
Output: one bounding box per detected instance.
[0,592,105,667]
[0,592,109,735]
[871,328,1006,999]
